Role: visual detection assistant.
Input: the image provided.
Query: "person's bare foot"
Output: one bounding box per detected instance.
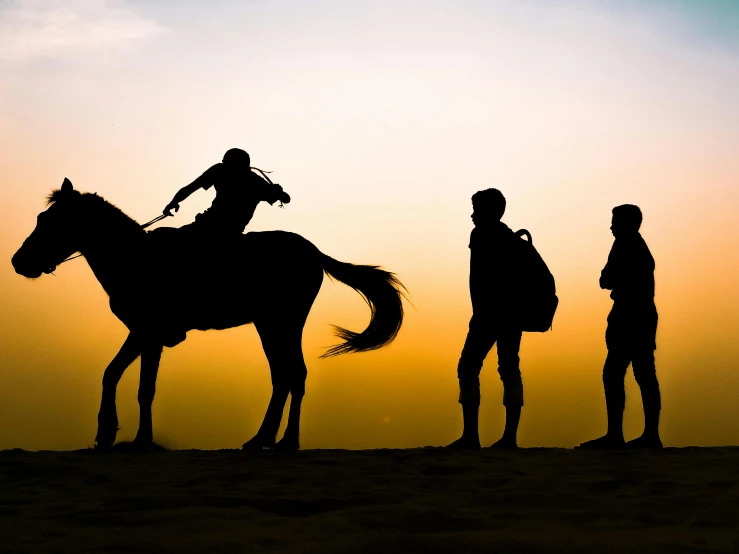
[625,434,663,449]
[489,437,518,450]
[577,434,625,450]
[446,435,481,450]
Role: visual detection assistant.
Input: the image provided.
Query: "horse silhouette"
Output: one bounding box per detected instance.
[11,178,405,451]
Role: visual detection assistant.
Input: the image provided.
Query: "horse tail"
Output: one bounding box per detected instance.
[319,254,406,358]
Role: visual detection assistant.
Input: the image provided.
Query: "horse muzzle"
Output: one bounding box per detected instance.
[11,250,46,279]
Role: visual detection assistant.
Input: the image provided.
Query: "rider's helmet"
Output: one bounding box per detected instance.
[222,148,251,169]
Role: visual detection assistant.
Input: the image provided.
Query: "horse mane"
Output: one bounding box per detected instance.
[47,189,145,236]
[46,189,69,206]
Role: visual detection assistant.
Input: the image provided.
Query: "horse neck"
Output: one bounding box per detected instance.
[77,207,146,297]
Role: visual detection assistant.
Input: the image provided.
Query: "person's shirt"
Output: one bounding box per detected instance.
[468,221,519,319]
[600,232,655,306]
[193,163,282,232]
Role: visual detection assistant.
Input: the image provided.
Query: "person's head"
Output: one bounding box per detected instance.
[611,204,642,238]
[471,188,506,226]
[222,148,251,169]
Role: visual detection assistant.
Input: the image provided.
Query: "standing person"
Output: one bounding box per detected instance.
[580,205,662,449]
[163,148,290,236]
[448,188,524,450]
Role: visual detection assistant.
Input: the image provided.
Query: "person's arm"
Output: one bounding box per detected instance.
[468,229,491,312]
[163,165,219,216]
[253,172,291,206]
[599,241,621,290]
[263,183,291,205]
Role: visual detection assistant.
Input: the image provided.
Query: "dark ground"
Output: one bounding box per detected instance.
[1,447,738,553]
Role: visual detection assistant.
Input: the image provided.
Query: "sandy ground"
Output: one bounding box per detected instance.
[1,447,738,553]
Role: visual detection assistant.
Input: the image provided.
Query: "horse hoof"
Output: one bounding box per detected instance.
[242,436,274,452]
[274,438,300,452]
[94,430,118,450]
[111,440,164,453]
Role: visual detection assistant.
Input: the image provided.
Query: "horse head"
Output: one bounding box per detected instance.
[12,178,83,278]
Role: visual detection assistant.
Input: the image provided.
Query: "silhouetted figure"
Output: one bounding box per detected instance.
[163,148,291,235]
[579,205,662,449]
[12,179,405,452]
[155,148,291,345]
[448,189,525,450]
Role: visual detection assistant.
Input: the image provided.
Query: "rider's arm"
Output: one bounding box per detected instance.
[163,165,221,216]
[253,172,291,206]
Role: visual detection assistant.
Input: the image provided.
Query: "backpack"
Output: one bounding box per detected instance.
[512,229,558,332]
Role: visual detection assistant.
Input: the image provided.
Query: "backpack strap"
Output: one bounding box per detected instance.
[515,229,533,244]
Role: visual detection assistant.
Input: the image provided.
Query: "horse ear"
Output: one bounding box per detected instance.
[61,178,74,192]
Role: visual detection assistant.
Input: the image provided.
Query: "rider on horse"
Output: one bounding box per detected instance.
[154,148,291,346]
[163,148,290,235]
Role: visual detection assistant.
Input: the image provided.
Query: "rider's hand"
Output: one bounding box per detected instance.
[163,202,179,217]
[266,184,290,206]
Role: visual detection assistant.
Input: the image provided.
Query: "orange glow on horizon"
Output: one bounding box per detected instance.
[2,1,739,450]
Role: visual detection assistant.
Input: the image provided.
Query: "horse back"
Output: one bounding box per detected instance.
[142,229,324,332]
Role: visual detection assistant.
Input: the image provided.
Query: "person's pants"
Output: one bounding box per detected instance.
[457,316,523,407]
[602,348,661,412]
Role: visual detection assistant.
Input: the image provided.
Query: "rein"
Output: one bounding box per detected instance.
[251,166,285,208]
[141,214,171,229]
[58,213,172,266]
[250,166,274,184]
[57,168,277,268]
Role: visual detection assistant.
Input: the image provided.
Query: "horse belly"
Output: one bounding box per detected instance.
[167,232,323,333]
[184,289,257,332]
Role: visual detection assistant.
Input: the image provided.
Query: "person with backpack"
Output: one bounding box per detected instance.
[163,148,290,236]
[448,188,557,450]
[579,205,662,449]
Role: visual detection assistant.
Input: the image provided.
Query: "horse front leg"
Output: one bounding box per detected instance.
[96,333,140,449]
[133,342,163,446]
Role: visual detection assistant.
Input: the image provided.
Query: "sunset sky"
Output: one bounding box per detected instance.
[1,0,738,450]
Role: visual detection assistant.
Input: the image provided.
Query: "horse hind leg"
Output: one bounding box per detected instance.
[275,269,322,451]
[274,347,308,451]
[243,320,308,452]
[242,323,291,451]
[132,342,163,447]
[242,387,289,451]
